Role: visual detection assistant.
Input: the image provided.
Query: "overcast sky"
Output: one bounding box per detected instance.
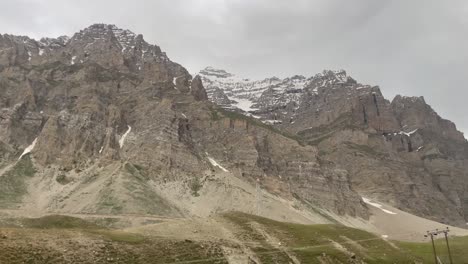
[1,0,467,137]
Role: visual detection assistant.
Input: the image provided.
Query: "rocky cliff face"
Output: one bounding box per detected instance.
[200,67,468,226]
[0,24,370,224]
[0,24,466,227]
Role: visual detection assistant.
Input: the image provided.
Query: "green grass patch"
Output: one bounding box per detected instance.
[125,163,148,181]
[21,215,101,230]
[96,191,124,214]
[121,164,181,216]
[189,177,203,196]
[0,226,227,263]
[398,236,468,263]
[0,155,36,208]
[224,212,420,263]
[344,142,389,158]
[211,107,304,144]
[297,113,359,146]
[210,108,222,121]
[13,215,145,243]
[90,230,147,244]
[56,173,72,185]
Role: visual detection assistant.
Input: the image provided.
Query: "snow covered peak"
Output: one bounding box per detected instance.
[71,24,150,53]
[109,25,140,52]
[39,36,70,48]
[82,23,133,36]
[313,69,350,84]
[73,24,128,42]
[289,75,306,80]
[66,24,169,67]
[199,67,234,78]
[200,67,316,114]
[315,69,346,77]
[200,67,370,126]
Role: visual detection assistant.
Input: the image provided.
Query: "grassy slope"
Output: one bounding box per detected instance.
[0,215,226,264]
[210,107,304,143]
[91,163,181,216]
[0,213,467,263]
[225,212,468,264]
[0,155,36,208]
[399,236,468,264]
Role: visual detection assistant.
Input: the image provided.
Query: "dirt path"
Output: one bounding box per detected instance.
[249,221,301,264]
[0,208,187,221]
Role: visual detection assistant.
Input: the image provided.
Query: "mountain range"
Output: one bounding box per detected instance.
[0,24,467,233]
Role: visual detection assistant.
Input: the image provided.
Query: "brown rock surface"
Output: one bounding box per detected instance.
[0,24,369,224]
[0,24,467,228]
[200,68,468,226]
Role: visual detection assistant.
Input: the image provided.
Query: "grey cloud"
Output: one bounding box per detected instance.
[0,0,466,137]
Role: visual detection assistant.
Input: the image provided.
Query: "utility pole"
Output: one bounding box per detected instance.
[425,227,453,264]
[425,231,438,264]
[444,228,454,264]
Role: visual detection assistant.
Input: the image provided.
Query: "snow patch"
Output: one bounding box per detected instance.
[399,129,418,137]
[71,56,77,65]
[19,138,38,160]
[39,49,44,56]
[262,120,282,125]
[27,51,32,61]
[206,152,229,172]
[173,75,184,89]
[119,125,132,148]
[362,197,397,215]
[233,98,256,112]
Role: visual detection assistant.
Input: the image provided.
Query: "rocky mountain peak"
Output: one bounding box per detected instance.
[198,65,468,226]
[284,75,307,83]
[70,24,163,55]
[309,69,356,87]
[71,24,144,53]
[391,94,466,143]
[0,24,176,72]
[38,36,70,48]
[392,95,426,105]
[51,24,179,76]
[199,67,363,122]
[199,66,234,78]
[1,26,468,231]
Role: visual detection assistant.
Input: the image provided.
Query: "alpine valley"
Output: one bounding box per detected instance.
[0,24,467,263]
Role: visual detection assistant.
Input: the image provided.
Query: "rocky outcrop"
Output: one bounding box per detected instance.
[0,24,466,227]
[190,75,208,101]
[0,24,370,222]
[391,95,466,143]
[200,67,468,226]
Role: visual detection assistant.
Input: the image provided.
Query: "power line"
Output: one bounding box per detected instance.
[425,227,453,264]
